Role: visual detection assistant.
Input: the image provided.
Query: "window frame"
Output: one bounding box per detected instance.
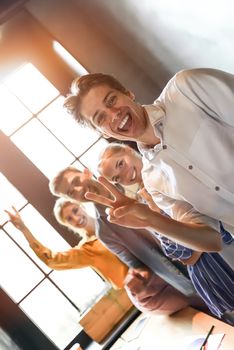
[0,9,104,350]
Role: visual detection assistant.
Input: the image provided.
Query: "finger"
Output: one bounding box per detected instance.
[98,176,125,200]
[113,205,133,218]
[107,207,116,215]
[85,192,114,207]
[105,207,115,216]
[107,215,123,225]
[137,270,151,280]
[12,206,18,215]
[4,209,13,218]
[127,268,136,276]
[124,273,135,285]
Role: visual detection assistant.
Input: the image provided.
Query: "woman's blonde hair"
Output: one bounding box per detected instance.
[53,197,87,239]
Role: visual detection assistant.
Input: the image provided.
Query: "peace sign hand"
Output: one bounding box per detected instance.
[4,206,26,231]
[85,176,137,208]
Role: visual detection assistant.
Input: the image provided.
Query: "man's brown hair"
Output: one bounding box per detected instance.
[63,73,129,129]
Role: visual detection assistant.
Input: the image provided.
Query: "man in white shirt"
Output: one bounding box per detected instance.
[63,68,234,236]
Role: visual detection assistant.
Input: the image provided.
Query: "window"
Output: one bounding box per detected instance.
[0,62,110,349]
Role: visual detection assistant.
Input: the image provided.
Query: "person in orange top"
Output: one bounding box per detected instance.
[5,200,202,316]
[5,199,128,289]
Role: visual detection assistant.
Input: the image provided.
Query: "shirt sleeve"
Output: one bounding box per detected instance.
[148,190,220,232]
[174,68,234,127]
[30,239,91,270]
[157,235,192,260]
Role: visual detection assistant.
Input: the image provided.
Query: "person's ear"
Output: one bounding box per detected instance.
[126,90,135,101]
[83,168,93,178]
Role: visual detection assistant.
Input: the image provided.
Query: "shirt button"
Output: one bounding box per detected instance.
[162,145,167,150]
[215,186,220,191]
[188,165,193,170]
[159,122,163,127]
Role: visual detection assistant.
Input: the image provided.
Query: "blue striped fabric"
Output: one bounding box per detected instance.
[156,223,234,318]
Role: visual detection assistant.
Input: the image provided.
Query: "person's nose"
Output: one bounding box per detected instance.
[105,106,120,120]
[73,186,83,196]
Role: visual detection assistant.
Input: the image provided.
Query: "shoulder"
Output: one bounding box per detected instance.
[173,68,225,88]
[172,68,201,85]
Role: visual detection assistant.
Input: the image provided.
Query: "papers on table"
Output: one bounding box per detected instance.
[182,333,225,350]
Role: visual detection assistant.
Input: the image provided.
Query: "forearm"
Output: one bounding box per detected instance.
[20,225,40,246]
[147,210,221,252]
[20,225,91,269]
[19,225,55,266]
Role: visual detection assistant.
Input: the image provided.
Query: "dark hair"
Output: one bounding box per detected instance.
[63,73,129,129]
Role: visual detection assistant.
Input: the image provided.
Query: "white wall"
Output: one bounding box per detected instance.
[26,0,234,101]
[26,0,160,103]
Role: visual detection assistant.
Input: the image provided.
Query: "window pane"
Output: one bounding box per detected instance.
[38,97,100,157]
[0,173,27,225]
[71,160,85,171]
[50,267,109,312]
[20,279,81,349]
[0,84,32,136]
[79,138,108,176]
[4,63,59,114]
[11,118,75,178]
[0,230,44,303]
[4,204,71,273]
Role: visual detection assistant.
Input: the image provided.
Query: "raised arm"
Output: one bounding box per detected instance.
[5,206,40,247]
[112,202,222,252]
[5,207,90,270]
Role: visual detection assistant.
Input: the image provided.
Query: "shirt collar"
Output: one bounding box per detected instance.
[138,103,165,160]
[143,103,165,127]
[77,235,97,248]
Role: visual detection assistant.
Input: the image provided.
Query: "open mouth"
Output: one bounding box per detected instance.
[117,114,132,132]
[77,215,86,227]
[130,167,137,182]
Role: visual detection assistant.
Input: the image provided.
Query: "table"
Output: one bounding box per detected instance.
[109,307,234,350]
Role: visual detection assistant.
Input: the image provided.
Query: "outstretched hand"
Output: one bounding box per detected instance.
[107,201,156,229]
[4,206,26,231]
[85,176,160,230]
[124,267,152,294]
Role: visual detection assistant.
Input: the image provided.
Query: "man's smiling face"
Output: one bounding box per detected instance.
[56,170,100,202]
[79,84,147,141]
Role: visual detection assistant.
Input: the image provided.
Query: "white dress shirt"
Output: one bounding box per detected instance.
[139,68,234,235]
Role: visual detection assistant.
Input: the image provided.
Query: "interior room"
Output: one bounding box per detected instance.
[0,1,234,349]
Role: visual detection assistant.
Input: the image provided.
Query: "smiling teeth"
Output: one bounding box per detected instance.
[78,217,85,225]
[119,115,129,130]
[131,169,136,181]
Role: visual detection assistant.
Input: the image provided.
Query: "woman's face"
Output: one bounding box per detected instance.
[61,203,92,230]
[99,148,143,186]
